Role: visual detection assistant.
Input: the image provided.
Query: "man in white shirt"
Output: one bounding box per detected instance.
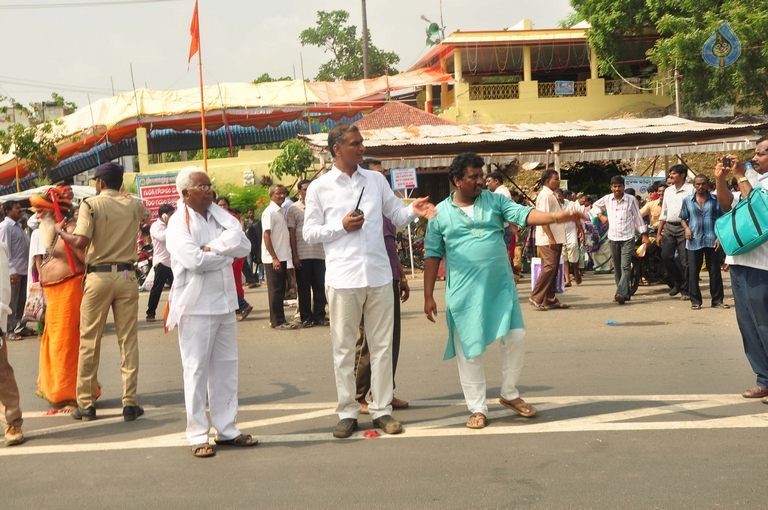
[146,203,175,322]
[261,185,295,330]
[303,124,435,439]
[715,139,768,401]
[166,167,256,458]
[0,201,33,339]
[530,170,569,310]
[592,176,649,304]
[556,189,585,286]
[657,165,695,298]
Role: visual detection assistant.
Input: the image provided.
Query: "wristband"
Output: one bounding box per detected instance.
[551,212,559,224]
[737,177,750,184]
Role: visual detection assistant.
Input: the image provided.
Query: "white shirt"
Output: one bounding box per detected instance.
[493,185,512,199]
[534,186,566,246]
[150,218,171,267]
[0,217,29,275]
[166,207,246,315]
[303,165,415,289]
[261,201,292,263]
[563,200,582,245]
[726,172,768,271]
[592,193,647,241]
[660,182,694,222]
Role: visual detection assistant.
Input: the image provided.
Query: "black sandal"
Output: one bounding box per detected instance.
[214,434,258,447]
[192,443,216,458]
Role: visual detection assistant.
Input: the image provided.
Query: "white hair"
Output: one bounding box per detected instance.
[175,166,208,195]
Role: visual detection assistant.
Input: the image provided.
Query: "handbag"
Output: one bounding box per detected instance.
[22,282,46,323]
[715,187,768,256]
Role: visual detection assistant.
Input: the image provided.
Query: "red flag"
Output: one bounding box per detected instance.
[188,0,200,63]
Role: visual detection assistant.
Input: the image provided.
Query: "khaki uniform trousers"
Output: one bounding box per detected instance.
[77,270,140,409]
[0,335,23,430]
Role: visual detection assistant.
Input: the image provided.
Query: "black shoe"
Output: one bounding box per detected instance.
[237,304,253,321]
[372,414,404,435]
[122,405,145,422]
[668,287,680,297]
[72,406,96,421]
[614,294,626,304]
[146,315,156,323]
[333,418,358,438]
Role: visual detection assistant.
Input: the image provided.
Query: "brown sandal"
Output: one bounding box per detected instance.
[214,433,258,447]
[499,397,538,418]
[466,412,487,429]
[192,443,216,458]
[545,299,570,310]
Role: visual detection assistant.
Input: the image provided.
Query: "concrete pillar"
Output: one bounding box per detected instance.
[440,82,448,107]
[589,45,598,80]
[136,126,150,171]
[454,48,463,83]
[425,84,433,113]
[523,46,532,82]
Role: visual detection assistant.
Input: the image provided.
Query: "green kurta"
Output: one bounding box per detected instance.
[425,190,533,360]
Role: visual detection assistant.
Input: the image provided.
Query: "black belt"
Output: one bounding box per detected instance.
[87,263,133,273]
[665,221,682,226]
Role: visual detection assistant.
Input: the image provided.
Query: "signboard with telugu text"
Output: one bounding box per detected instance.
[136,172,179,218]
[624,176,665,198]
[390,168,418,190]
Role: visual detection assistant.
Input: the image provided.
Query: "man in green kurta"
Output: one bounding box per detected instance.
[423,153,582,429]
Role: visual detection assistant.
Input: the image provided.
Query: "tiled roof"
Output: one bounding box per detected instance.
[354,101,455,130]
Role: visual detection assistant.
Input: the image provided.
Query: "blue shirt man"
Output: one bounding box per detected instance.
[680,174,727,309]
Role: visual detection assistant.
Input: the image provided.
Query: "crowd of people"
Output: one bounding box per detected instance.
[1,130,766,459]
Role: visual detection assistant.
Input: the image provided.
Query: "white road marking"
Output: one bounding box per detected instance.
[2,395,765,457]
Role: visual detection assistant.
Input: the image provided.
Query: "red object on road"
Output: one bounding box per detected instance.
[364,430,380,439]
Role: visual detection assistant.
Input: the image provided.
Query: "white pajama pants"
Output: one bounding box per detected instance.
[326,283,394,420]
[454,328,526,415]
[178,313,241,445]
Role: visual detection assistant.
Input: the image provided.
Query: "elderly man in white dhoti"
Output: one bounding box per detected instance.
[166,167,256,458]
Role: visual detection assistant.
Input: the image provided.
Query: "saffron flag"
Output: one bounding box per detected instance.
[188,0,200,63]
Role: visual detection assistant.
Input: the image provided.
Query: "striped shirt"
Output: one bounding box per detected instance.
[591,193,647,241]
[680,194,722,250]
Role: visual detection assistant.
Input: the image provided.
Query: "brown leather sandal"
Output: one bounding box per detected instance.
[499,397,538,418]
[466,412,487,429]
[192,443,216,458]
[214,433,258,447]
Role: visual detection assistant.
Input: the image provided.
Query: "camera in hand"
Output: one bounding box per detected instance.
[722,157,732,168]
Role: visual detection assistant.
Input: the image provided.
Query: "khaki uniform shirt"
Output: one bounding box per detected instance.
[74,189,149,265]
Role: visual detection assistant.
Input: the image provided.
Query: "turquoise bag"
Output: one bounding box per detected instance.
[715,187,768,256]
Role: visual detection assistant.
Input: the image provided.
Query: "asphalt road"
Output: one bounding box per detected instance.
[3,271,767,509]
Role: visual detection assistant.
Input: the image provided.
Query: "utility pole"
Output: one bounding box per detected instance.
[674,63,681,117]
[361,0,370,79]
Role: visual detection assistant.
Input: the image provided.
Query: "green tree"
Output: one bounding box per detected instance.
[268,139,313,180]
[299,10,399,81]
[571,0,768,112]
[253,73,293,84]
[0,121,60,181]
[50,93,78,115]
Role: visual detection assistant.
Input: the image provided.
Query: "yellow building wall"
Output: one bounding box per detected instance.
[120,149,285,189]
[441,82,673,124]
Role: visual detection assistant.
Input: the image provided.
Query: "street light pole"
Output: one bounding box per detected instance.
[361,0,369,79]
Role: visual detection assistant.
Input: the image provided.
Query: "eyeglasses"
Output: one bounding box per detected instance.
[188,184,213,192]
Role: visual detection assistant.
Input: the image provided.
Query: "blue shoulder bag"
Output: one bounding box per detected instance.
[715,187,768,256]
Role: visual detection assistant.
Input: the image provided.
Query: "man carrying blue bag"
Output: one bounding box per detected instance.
[714,137,768,402]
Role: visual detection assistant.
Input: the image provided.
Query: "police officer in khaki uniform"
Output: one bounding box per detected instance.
[56,162,149,422]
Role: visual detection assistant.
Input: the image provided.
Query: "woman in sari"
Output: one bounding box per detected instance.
[31,187,87,413]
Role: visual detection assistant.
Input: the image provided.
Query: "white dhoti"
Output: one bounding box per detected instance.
[453,328,526,415]
[326,283,394,420]
[179,312,240,445]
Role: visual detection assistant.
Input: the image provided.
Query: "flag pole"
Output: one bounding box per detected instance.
[196,6,207,172]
